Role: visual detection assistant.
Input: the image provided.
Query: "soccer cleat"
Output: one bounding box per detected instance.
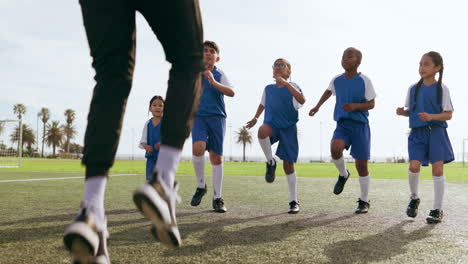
[63,207,110,264]
[355,198,370,214]
[212,198,227,213]
[265,159,277,183]
[406,198,420,218]
[190,185,207,206]
[288,200,300,214]
[333,170,350,195]
[133,172,182,247]
[426,209,443,224]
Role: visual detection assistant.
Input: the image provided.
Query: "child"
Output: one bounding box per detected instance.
[190,40,234,213]
[139,95,164,181]
[396,51,454,224]
[246,58,305,214]
[309,47,376,214]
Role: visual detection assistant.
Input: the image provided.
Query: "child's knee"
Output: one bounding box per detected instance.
[210,153,222,165]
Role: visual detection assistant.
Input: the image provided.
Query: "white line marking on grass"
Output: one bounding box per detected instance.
[0,174,139,183]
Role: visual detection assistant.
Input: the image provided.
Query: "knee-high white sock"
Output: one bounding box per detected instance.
[408,170,420,199]
[433,175,445,210]
[259,137,274,165]
[359,175,370,202]
[286,172,297,202]
[155,145,181,188]
[212,164,224,199]
[83,176,107,230]
[192,155,206,188]
[332,156,348,178]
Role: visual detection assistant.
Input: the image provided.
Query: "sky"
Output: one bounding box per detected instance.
[1,0,468,161]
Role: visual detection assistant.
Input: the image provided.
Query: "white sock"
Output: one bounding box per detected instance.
[433,175,445,210]
[83,176,107,230]
[332,156,348,178]
[155,145,181,188]
[286,172,297,202]
[359,175,370,202]
[259,137,274,165]
[408,170,420,199]
[212,164,223,199]
[192,155,206,188]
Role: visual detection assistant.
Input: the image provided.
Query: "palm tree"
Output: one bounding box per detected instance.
[63,109,76,153]
[236,126,253,162]
[10,124,35,155]
[38,108,50,157]
[46,121,63,156]
[13,104,26,120]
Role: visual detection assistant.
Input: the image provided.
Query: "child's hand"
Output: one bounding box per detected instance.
[275,77,288,88]
[246,118,257,129]
[204,71,215,84]
[342,103,357,112]
[309,106,320,116]
[418,112,432,122]
[144,145,153,153]
[154,143,160,150]
[396,107,406,116]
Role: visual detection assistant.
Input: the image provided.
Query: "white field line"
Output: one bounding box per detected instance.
[0,173,139,183]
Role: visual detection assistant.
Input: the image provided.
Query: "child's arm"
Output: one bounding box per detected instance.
[246,104,265,129]
[418,111,453,122]
[396,107,410,117]
[309,90,332,116]
[205,71,235,97]
[276,77,305,104]
[342,99,375,112]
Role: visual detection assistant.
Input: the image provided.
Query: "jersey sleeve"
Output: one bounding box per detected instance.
[218,69,232,87]
[361,74,376,101]
[291,82,304,110]
[260,88,266,107]
[441,84,454,111]
[404,85,412,108]
[326,77,336,95]
[138,120,150,149]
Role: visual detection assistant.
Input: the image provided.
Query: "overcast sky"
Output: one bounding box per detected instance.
[1,0,467,161]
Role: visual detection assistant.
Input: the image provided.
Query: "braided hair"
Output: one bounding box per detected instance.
[412,51,444,111]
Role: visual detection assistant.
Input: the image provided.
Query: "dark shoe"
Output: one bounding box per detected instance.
[133,172,182,247]
[333,170,350,195]
[190,185,207,206]
[212,198,227,213]
[355,198,370,214]
[288,201,300,214]
[426,209,443,224]
[406,198,420,218]
[265,159,277,183]
[63,207,110,264]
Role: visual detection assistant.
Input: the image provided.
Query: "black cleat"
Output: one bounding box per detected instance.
[406,198,420,218]
[265,159,277,183]
[288,201,300,214]
[426,209,443,224]
[190,185,207,206]
[355,198,370,214]
[333,170,350,195]
[212,198,227,213]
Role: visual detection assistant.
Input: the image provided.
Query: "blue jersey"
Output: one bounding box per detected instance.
[139,118,161,160]
[405,82,454,128]
[328,73,376,123]
[196,66,232,118]
[262,82,303,129]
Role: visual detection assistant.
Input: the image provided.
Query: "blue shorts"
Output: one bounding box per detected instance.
[266,123,298,163]
[408,126,454,166]
[145,158,156,181]
[192,116,226,155]
[332,119,371,160]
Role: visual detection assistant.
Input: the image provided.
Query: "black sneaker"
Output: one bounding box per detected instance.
[212,198,227,213]
[265,159,277,183]
[406,198,420,218]
[190,185,207,206]
[288,201,300,214]
[426,209,443,224]
[333,170,350,195]
[355,198,370,214]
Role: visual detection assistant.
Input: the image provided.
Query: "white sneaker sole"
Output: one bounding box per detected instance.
[64,222,99,262]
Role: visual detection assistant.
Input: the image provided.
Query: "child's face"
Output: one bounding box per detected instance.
[150,99,164,118]
[203,46,220,66]
[341,50,360,71]
[419,55,441,79]
[272,60,290,79]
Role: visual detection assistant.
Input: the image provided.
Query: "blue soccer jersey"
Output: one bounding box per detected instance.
[261,82,303,129]
[196,66,232,117]
[327,73,376,123]
[139,118,161,160]
[405,82,454,128]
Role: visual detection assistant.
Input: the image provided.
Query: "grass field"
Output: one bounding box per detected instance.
[1,160,468,263]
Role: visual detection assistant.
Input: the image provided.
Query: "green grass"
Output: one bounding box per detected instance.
[1,169,468,263]
[1,158,467,180]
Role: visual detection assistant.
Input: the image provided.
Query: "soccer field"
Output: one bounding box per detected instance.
[1,162,468,263]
